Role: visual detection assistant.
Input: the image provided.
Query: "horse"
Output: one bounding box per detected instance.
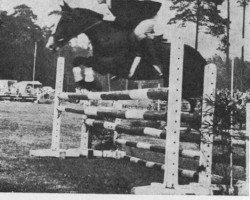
[46,2,207,100]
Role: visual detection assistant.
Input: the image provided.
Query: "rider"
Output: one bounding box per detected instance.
[97,0,163,78]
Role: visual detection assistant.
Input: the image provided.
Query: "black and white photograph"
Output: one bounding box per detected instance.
[0,0,249,198]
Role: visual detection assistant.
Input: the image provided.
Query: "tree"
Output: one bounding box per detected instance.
[237,0,250,61]
[0,4,57,87]
[233,58,250,91]
[169,0,225,50]
[207,54,230,89]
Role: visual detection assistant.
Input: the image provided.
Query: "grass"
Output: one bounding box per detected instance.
[0,101,246,194]
[0,102,163,193]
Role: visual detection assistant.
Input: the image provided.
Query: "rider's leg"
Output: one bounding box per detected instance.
[134,19,163,76]
[72,66,84,89]
[143,38,163,76]
[128,56,141,78]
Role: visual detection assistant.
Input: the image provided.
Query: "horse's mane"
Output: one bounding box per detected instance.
[70,7,104,21]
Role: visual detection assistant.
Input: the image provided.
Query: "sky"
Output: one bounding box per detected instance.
[0,0,250,60]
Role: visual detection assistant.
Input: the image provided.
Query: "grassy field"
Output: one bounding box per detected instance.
[0,101,164,193]
[0,101,246,194]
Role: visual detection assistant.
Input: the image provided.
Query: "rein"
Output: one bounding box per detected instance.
[83,20,102,33]
[52,20,102,39]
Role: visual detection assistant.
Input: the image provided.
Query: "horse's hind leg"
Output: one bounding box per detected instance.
[144,39,163,76]
[129,34,163,77]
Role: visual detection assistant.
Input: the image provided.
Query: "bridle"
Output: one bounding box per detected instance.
[52,19,103,43]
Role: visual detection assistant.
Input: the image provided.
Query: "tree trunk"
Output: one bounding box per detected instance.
[226,0,230,69]
[240,0,246,91]
[195,0,200,50]
[241,0,246,62]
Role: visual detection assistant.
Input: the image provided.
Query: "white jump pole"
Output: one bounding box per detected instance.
[198,63,217,188]
[164,36,184,188]
[51,57,65,152]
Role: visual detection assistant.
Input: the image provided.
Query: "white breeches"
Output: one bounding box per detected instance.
[133,19,156,41]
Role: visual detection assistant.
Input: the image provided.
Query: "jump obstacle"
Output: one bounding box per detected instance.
[30,40,249,195]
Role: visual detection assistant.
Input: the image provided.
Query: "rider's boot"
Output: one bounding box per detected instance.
[144,39,163,77]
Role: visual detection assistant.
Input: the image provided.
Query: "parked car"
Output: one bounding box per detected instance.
[15,81,42,96]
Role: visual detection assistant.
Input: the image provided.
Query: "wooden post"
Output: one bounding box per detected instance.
[138,81,142,89]
[229,58,235,193]
[107,73,111,91]
[157,83,161,111]
[164,38,184,188]
[79,115,89,154]
[51,57,65,151]
[125,79,129,90]
[198,63,217,187]
[32,41,37,90]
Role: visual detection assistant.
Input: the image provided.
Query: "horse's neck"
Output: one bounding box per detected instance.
[84,22,104,44]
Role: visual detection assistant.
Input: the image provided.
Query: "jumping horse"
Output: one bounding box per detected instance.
[46,1,207,100]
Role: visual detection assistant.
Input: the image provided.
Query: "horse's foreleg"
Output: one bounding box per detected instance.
[72,66,85,90]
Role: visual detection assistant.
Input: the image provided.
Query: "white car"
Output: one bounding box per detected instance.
[42,86,54,94]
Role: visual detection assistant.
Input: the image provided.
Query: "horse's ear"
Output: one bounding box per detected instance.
[61,1,72,12]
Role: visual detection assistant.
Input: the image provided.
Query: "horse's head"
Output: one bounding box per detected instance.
[46,1,103,51]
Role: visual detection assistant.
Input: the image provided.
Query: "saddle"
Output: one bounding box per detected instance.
[154,34,168,43]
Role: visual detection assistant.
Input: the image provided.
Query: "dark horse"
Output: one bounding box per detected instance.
[47,2,207,99]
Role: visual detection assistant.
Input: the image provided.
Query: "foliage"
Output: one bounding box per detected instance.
[207,55,250,91]
[0,4,92,90]
[0,5,56,85]
[237,0,250,6]
[207,54,231,89]
[168,0,226,37]
[169,0,226,48]
[214,89,248,131]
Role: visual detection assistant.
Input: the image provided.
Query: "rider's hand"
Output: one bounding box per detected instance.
[146,33,155,39]
[103,13,116,21]
[97,0,106,4]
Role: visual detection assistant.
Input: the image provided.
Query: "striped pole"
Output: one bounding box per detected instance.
[85,118,197,139]
[83,118,246,146]
[59,87,169,101]
[116,139,245,167]
[123,156,227,185]
[58,106,197,122]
